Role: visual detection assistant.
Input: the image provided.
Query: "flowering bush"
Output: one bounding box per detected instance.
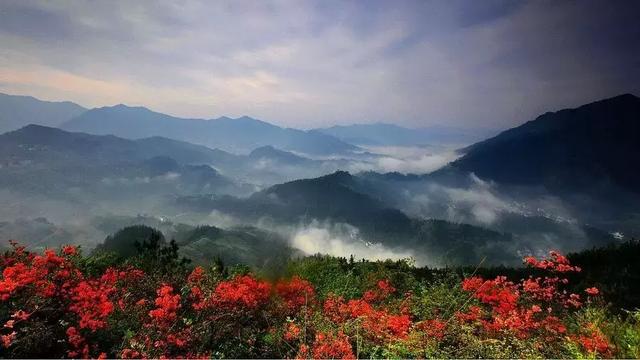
[0,241,637,358]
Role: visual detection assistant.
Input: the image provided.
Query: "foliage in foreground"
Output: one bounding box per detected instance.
[0,240,639,359]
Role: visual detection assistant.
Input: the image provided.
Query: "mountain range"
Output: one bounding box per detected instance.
[0,93,86,133]
[60,104,359,156]
[0,123,362,197]
[0,124,245,200]
[0,91,638,266]
[0,92,498,155]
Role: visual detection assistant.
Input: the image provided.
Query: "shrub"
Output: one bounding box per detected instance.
[0,242,632,359]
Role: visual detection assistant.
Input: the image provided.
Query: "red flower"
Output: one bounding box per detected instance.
[1,331,16,348]
[69,279,116,331]
[585,287,599,296]
[167,332,188,347]
[187,266,205,283]
[462,276,519,315]
[377,279,396,295]
[11,310,30,321]
[213,275,271,309]
[322,293,411,341]
[121,348,142,359]
[363,279,396,302]
[456,305,483,323]
[284,323,301,341]
[0,262,40,300]
[307,331,355,360]
[149,284,181,327]
[416,319,447,339]
[189,285,207,310]
[275,276,315,314]
[66,326,83,348]
[576,326,611,356]
[61,245,78,256]
[523,251,581,272]
[385,314,411,338]
[565,293,583,308]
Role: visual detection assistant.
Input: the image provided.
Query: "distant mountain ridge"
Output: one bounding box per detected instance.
[61,104,359,156]
[0,124,366,189]
[0,124,234,166]
[0,93,86,133]
[317,123,497,147]
[0,124,246,198]
[449,93,640,193]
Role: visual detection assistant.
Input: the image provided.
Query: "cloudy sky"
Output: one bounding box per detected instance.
[0,0,638,129]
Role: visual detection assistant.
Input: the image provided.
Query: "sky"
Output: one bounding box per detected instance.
[0,0,639,129]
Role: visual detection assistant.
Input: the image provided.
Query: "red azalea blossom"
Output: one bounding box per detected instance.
[306,331,355,360]
[576,326,612,356]
[69,279,116,331]
[167,331,189,348]
[284,322,301,341]
[457,305,483,323]
[1,331,16,348]
[275,276,315,314]
[524,251,581,272]
[61,245,78,256]
[323,291,411,341]
[189,285,207,310]
[66,326,83,348]
[462,276,519,314]
[416,319,447,339]
[149,284,181,326]
[213,275,271,309]
[363,279,396,302]
[65,326,91,358]
[384,313,412,338]
[585,287,599,296]
[187,266,205,283]
[11,310,30,321]
[121,348,142,359]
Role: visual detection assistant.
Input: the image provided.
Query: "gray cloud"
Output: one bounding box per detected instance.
[0,0,638,128]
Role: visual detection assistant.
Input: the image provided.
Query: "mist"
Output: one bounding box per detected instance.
[290,221,426,266]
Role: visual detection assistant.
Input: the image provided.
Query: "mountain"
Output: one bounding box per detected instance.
[449,94,640,193]
[175,169,617,265]
[89,218,296,272]
[135,136,241,166]
[0,93,86,134]
[175,171,519,266]
[0,125,245,199]
[184,171,403,231]
[177,225,296,272]
[317,123,496,147]
[0,124,360,194]
[61,105,359,155]
[248,145,313,166]
[0,124,240,169]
